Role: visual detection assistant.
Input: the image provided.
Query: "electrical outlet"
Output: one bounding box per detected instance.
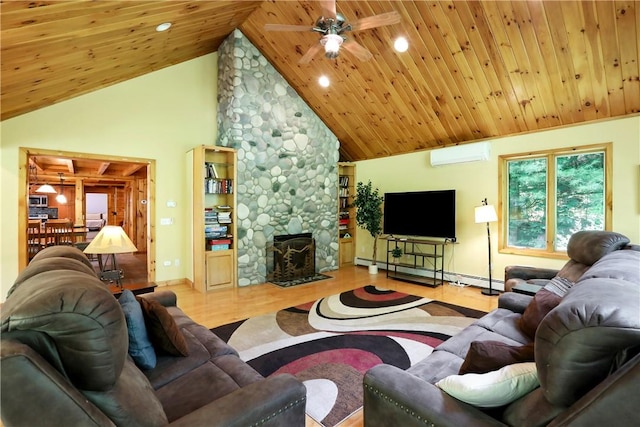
[174,259,180,266]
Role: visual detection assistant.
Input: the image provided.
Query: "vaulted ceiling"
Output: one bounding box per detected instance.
[2,1,639,163]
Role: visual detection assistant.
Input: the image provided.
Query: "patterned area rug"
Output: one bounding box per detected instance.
[211,285,485,427]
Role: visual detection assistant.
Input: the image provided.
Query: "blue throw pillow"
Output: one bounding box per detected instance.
[119,290,156,369]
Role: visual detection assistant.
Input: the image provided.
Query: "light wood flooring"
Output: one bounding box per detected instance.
[160,265,500,427]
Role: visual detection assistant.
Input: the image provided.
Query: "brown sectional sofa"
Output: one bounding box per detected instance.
[1,246,306,426]
[363,231,640,426]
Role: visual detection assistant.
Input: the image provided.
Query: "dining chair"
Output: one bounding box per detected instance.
[44,219,74,246]
[27,220,43,260]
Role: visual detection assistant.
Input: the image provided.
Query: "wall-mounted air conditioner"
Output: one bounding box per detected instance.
[430,142,491,167]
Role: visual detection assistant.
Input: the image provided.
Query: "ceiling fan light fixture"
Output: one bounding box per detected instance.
[321,33,343,58]
[394,36,409,52]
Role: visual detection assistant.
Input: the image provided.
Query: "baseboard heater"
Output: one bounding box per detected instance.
[430,142,491,167]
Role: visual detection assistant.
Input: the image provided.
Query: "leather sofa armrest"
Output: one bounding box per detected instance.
[504,265,559,281]
[168,374,306,427]
[363,364,506,427]
[548,351,640,426]
[1,340,115,427]
[138,290,177,307]
[498,292,533,313]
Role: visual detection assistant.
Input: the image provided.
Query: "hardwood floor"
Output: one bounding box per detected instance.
[158,265,500,427]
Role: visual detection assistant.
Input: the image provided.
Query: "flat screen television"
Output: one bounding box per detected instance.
[383,190,456,240]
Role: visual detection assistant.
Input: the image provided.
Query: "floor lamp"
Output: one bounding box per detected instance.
[475,198,499,296]
[83,225,138,289]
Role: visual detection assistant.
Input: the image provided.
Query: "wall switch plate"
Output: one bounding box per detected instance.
[160,218,173,225]
[163,260,171,266]
[166,200,177,208]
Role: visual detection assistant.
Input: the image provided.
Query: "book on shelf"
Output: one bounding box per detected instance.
[205,178,233,194]
[205,162,219,179]
[209,244,230,251]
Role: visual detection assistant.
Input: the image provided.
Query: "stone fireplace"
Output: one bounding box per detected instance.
[216,29,340,286]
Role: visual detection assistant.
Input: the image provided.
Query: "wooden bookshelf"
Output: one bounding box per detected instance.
[338,162,356,267]
[187,145,237,292]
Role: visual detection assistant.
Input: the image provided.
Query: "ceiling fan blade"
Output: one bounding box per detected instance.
[319,0,336,18]
[348,11,401,31]
[264,23,314,32]
[342,40,373,61]
[299,43,324,64]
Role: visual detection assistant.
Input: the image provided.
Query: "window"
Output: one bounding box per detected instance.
[499,143,612,257]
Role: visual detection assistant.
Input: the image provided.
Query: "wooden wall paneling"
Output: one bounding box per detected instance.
[614,0,640,113]
[595,1,627,117]
[3,1,639,160]
[135,177,147,253]
[74,180,84,226]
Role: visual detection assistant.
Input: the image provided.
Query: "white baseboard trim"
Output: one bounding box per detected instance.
[354,257,504,292]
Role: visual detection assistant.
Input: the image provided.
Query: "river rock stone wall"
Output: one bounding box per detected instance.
[217,29,340,286]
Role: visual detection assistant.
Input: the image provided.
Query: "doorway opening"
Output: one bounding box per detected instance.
[19,147,155,285]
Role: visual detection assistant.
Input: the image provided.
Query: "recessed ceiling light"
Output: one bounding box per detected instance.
[156,22,172,32]
[318,75,330,88]
[394,36,409,52]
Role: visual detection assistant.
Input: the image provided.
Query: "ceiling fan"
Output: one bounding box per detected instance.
[264,0,400,64]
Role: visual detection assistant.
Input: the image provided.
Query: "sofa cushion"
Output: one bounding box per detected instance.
[518,277,574,339]
[137,297,189,357]
[566,230,630,266]
[9,257,97,297]
[471,308,531,344]
[82,358,168,427]
[119,290,156,370]
[536,272,640,407]
[436,362,539,408]
[0,270,127,391]
[154,354,264,422]
[578,250,640,284]
[145,328,213,389]
[459,341,535,375]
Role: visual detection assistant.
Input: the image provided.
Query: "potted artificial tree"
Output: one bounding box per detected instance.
[353,180,384,274]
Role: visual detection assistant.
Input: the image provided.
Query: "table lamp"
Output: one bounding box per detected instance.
[83,225,138,288]
[475,198,499,296]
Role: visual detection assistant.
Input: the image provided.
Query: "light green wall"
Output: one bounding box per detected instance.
[0,53,218,299]
[355,116,640,289]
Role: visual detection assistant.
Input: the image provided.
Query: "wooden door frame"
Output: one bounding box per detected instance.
[18,147,156,283]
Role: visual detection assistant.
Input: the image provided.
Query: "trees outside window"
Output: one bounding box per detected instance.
[500,143,611,257]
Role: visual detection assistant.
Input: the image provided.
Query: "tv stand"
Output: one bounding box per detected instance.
[383,236,451,287]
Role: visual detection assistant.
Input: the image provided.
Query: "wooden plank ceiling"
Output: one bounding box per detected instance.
[2,1,639,164]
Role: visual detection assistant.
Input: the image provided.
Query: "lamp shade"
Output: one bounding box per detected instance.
[83,226,138,254]
[36,184,57,194]
[475,204,497,223]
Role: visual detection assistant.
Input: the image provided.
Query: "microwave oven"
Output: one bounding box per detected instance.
[28,194,48,207]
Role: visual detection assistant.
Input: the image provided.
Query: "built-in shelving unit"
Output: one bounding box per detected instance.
[187,145,237,292]
[338,162,356,267]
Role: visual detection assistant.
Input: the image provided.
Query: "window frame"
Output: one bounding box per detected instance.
[498,142,612,259]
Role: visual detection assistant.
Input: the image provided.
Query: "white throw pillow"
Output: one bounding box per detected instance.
[435,362,539,408]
